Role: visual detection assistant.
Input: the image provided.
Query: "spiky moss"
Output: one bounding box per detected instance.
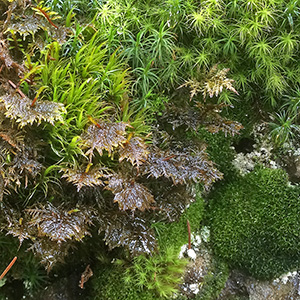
[90,265,156,300]
[208,167,300,279]
[123,246,188,298]
[89,248,187,300]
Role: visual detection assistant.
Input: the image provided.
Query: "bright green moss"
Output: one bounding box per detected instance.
[209,167,300,279]
[89,264,156,300]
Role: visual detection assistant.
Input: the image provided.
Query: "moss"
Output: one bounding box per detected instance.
[208,167,300,279]
[198,130,237,179]
[195,259,229,300]
[152,192,204,251]
[123,246,188,298]
[89,263,157,300]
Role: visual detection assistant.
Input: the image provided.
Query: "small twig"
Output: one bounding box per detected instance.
[187,219,191,250]
[8,80,26,98]
[0,257,17,280]
[79,264,93,289]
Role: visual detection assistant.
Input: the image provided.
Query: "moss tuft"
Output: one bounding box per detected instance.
[209,167,300,279]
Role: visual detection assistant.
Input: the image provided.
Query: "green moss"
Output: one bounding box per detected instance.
[198,130,237,179]
[89,264,156,300]
[123,246,188,298]
[152,192,204,251]
[209,167,300,279]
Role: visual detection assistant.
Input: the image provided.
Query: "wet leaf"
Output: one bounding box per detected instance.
[155,184,195,222]
[7,16,40,38]
[61,165,109,192]
[2,146,43,189]
[102,213,157,256]
[141,147,223,188]
[0,92,66,127]
[81,121,129,157]
[196,102,243,136]
[28,238,73,272]
[119,136,149,168]
[106,174,155,211]
[12,151,43,177]
[161,104,202,131]
[27,202,95,243]
[162,102,243,136]
[5,209,34,245]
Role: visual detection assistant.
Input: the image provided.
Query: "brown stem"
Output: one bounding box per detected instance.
[8,80,26,98]
[163,154,176,161]
[0,257,17,280]
[31,96,38,107]
[36,7,58,29]
[187,219,191,250]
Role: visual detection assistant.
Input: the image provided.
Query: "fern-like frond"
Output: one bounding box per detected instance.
[196,102,243,136]
[203,65,238,98]
[81,121,129,157]
[0,92,66,127]
[27,203,94,243]
[106,174,155,211]
[29,238,73,272]
[61,165,108,192]
[5,209,34,245]
[141,147,223,188]
[102,213,157,256]
[119,136,149,168]
[179,64,238,100]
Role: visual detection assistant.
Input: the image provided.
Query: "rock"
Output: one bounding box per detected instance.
[187,249,197,260]
[218,270,300,300]
[281,155,300,183]
[179,249,212,298]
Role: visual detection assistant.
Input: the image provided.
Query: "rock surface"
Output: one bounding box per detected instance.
[218,270,300,300]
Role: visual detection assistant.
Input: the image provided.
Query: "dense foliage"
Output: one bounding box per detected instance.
[0,0,300,298]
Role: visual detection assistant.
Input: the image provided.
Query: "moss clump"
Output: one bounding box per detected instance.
[90,265,156,300]
[123,246,188,298]
[209,167,300,279]
[196,129,237,179]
